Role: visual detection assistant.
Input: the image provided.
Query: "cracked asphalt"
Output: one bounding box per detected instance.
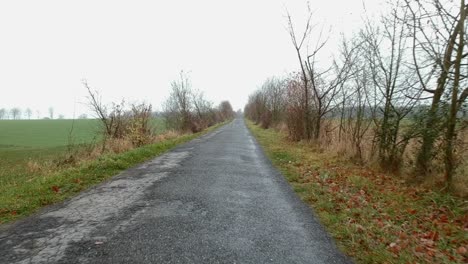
[0,118,351,264]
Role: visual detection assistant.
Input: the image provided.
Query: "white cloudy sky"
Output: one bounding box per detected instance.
[0,0,384,118]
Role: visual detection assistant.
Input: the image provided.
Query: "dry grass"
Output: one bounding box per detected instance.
[453,131,468,197]
[154,130,182,142]
[107,138,134,154]
[75,130,186,165]
[319,121,376,164]
[22,130,189,182]
[26,160,43,174]
[295,119,468,197]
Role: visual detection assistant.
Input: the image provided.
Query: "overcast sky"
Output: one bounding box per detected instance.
[0,0,384,118]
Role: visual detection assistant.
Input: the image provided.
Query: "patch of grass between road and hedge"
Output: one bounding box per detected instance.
[0,121,228,225]
[246,120,467,264]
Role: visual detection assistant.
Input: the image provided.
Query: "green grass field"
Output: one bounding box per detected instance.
[0,119,101,184]
[0,119,100,148]
[0,118,166,148]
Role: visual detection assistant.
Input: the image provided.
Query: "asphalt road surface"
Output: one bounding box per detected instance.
[0,118,351,264]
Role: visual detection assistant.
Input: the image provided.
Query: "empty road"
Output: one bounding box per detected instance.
[0,118,350,264]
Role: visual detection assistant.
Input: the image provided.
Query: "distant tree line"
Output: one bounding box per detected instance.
[245,0,467,191]
[0,107,49,120]
[163,71,235,133]
[0,107,27,120]
[0,107,92,120]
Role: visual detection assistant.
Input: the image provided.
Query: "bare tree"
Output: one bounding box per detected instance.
[83,80,155,150]
[192,89,215,127]
[163,71,194,131]
[87,85,129,138]
[48,107,54,119]
[25,108,33,119]
[286,6,358,141]
[163,71,232,133]
[83,80,114,137]
[219,101,234,120]
[356,2,421,169]
[0,108,5,119]
[262,77,286,126]
[405,0,468,187]
[286,7,314,139]
[10,107,21,120]
[306,37,358,140]
[336,37,374,162]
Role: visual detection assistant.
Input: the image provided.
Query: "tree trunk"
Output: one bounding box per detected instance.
[415,5,465,176]
[444,0,465,190]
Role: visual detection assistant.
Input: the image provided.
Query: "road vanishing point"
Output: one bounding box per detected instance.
[0,118,351,264]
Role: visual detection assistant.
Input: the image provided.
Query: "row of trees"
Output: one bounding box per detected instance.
[0,107,58,120]
[163,71,235,132]
[245,0,467,190]
[84,72,235,150]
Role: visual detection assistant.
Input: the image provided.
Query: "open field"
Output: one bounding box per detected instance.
[0,119,100,148]
[0,118,166,147]
[247,120,467,264]
[0,119,102,192]
[0,118,166,178]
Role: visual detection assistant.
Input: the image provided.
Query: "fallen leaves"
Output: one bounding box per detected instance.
[51,185,60,193]
[456,246,466,254]
[73,178,82,184]
[314,165,466,262]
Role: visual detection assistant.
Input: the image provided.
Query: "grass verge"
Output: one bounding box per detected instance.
[0,121,228,225]
[247,120,467,264]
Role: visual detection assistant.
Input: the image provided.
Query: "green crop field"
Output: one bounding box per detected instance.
[0,118,166,148]
[0,118,166,216]
[0,119,100,173]
[0,118,166,180]
[0,119,101,148]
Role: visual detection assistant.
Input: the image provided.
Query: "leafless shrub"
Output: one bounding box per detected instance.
[83,80,155,150]
[128,103,153,147]
[163,71,193,132]
[26,160,43,174]
[218,101,235,121]
[285,74,306,141]
[164,71,234,133]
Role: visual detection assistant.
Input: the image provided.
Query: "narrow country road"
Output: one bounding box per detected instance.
[0,118,350,264]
